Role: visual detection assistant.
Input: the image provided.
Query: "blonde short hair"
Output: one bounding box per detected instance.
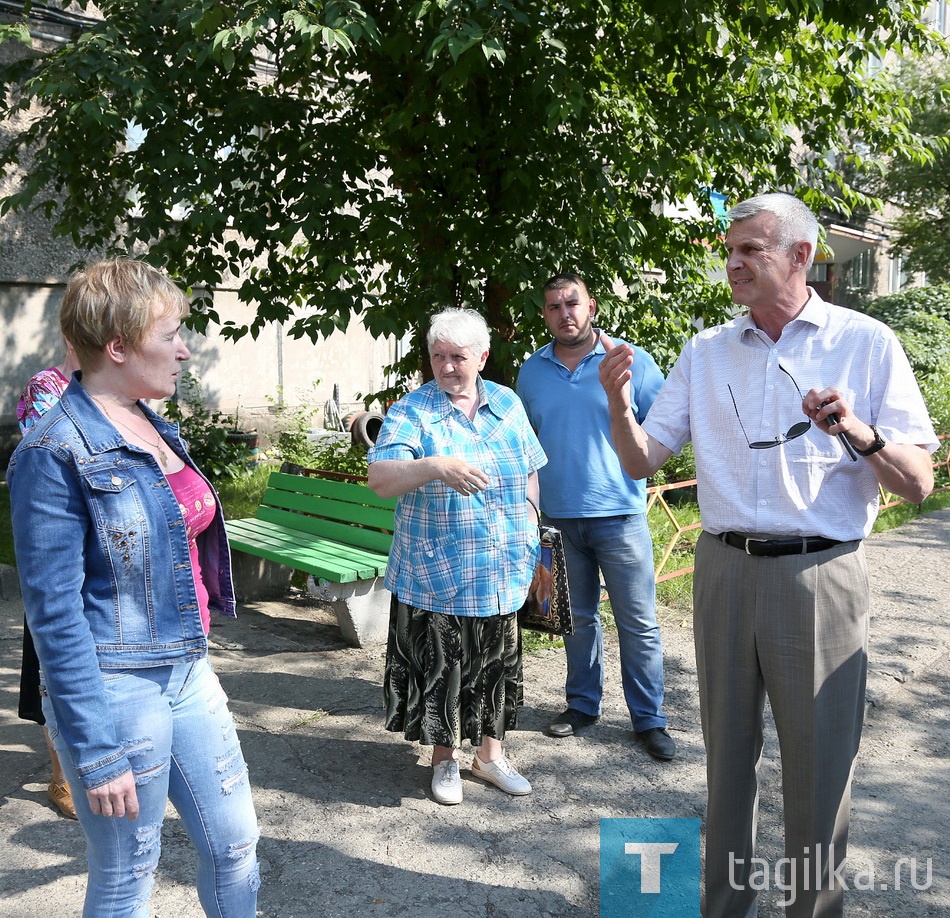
[60,259,189,370]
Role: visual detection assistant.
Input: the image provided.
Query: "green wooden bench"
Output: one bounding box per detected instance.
[226,470,397,646]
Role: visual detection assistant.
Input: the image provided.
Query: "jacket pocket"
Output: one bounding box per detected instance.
[81,465,154,643]
[81,464,147,533]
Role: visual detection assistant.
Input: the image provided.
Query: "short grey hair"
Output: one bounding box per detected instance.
[426,308,491,355]
[727,193,820,270]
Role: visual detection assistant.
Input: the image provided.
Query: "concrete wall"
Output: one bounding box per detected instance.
[179,291,398,429]
[1,278,397,450]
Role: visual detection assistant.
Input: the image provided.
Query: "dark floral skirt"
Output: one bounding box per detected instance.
[383,596,523,748]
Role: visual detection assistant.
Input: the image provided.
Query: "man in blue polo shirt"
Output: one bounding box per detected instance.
[516,273,675,760]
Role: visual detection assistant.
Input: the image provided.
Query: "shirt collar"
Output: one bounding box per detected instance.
[427,375,502,420]
[539,335,605,366]
[736,286,828,341]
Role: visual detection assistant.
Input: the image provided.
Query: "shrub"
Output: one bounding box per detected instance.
[919,374,950,440]
[892,313,950,381]
[309,437,370,477]
[864,286,950,436]
[164,372,249,481]
[865,284,950,326]
[268,387,321,467]
[649,443,696,486]
[267,384,372,476]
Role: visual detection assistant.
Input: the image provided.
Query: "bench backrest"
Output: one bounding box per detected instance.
[255,471,397,555]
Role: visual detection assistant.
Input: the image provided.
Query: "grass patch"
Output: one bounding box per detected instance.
[521,628,565,654]
[215,462,273,520]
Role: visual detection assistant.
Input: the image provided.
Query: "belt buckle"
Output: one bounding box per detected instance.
[744,538,767,555]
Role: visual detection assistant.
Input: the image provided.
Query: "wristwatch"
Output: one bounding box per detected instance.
[855,425,886,457]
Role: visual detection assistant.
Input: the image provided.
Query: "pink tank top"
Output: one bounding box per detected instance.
[166,464,217,634]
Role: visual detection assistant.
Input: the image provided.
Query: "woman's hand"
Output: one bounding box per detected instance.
[435,456,490,496]
[368,456,489,498]
[86,771,139,820]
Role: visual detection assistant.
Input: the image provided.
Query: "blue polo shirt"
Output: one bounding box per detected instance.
[516,337,664,518]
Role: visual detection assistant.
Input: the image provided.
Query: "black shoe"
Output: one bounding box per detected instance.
[638,727,676,761]
[547,708,600,738]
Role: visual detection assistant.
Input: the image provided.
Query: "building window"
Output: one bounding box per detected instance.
[926,1,949,35]
[847,251,872,289]
[889,253,908,292]
[807,263,829,284]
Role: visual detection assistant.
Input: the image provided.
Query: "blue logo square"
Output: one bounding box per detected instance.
[600,817,700,918]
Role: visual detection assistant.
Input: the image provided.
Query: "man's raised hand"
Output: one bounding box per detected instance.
[598,332,634,412]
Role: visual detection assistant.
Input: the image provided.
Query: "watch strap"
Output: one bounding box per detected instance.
[855,425,886,457]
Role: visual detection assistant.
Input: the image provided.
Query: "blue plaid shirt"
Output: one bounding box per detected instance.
[368,378,547,617]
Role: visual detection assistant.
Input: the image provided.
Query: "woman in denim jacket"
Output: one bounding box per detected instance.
[8,259,259,917]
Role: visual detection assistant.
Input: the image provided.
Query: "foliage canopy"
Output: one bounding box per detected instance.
[864,283,950,435]
[0,1,942,390]
[875,56,950,284]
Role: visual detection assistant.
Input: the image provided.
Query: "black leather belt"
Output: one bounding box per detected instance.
[717,532,844,557]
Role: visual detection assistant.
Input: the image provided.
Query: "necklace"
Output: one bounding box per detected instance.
[92,396,170,469]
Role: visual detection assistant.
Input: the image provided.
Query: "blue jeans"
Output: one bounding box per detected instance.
[44,657,260,918]
[546,514,666,732]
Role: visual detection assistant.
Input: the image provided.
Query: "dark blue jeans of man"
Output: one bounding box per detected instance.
[545,513,667,732]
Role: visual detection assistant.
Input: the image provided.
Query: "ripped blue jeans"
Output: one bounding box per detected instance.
[43,657,260,918]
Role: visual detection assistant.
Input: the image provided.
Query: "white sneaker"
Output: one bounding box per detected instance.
[431,759,463,805]
[471,752,532,796]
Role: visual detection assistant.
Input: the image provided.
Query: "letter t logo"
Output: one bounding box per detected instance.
[625,843,679,893]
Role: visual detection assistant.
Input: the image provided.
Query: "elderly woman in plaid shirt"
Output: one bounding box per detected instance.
[368,308,547,806]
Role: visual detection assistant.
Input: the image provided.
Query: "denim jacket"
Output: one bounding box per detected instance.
[8,376,236,789]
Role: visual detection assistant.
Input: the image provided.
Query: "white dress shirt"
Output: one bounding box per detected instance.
[642,290,938,541]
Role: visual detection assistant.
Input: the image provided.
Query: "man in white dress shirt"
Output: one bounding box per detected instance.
[597,192,937,918]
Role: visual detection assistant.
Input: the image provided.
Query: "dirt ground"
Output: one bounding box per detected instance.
[1,511,949,917]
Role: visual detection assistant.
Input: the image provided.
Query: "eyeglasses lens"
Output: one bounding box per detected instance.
[748,420,811,449]
[734,367,812,450]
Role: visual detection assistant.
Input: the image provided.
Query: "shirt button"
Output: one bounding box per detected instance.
[759,500,767,506]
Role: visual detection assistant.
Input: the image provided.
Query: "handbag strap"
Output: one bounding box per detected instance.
[526,496,540,525]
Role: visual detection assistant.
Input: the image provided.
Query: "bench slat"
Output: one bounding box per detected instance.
[254,505,394,554]
[227,471,397,584]
[260,487,396,533]
[268,471,398,511]
[227,520,387,581]
[229,518,389,571]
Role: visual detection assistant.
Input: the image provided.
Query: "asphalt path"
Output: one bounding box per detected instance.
[1,511,949,916]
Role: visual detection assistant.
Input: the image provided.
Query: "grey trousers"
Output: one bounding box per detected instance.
[694,532,869,918]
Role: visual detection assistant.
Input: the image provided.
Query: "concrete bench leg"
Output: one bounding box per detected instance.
[230,551,293,602]
[306,576,390,647]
